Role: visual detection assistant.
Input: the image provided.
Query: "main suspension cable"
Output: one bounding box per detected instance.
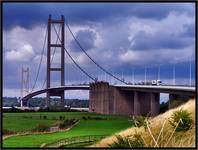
[41,25,62,89]
[65,21,128,85]
[30,26,48,93]
[53,24,96,82]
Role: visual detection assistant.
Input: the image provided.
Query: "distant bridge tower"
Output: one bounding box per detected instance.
[46,15,65,108]
[20,67,30,107]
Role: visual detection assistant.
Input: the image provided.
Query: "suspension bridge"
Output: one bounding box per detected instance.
[20,15,195,116]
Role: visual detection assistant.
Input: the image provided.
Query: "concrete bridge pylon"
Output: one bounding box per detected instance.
[46,15,65,108]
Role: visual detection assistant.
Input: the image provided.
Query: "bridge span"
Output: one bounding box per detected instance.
[21,82,195,116]
[21,84,195,101]
[21,85,89,102]
[115,85,195,96]
[19,16,195,116]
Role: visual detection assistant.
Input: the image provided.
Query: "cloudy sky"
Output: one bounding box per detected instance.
[3,3,195,100]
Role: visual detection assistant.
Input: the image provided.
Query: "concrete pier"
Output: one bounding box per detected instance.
[89,82,160,116]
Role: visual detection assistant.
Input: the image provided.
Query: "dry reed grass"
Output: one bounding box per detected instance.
[92,99,195,148]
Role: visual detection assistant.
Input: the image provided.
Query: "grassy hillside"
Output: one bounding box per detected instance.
[93,99,195,148]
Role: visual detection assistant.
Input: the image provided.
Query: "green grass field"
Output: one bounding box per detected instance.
[3,112,132,148]
[3,112,129,132]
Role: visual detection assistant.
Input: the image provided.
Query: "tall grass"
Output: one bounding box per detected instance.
[93,99,195,148]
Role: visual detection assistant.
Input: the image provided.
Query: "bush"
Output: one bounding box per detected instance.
[43,115,47,119]
[59,119,78,129]
[82,116,105,120]
[59,116,63,120]
[133,116,147,129]
[109,134,144,148]
[93,116,104,120]
[82,116,87,120]
[3,129,14,135]
[32,124,49,132]
[169,109,193,132]
[160,102,169,113]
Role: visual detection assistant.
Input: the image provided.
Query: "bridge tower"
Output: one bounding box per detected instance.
[20,67,30,107]
[46,15,65,108]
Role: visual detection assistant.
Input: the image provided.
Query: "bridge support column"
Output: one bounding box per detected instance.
[109,86,115,114]
[60,91,64,107]
[133,92,159,116]
[150,92,160,116]
[101,82,110,114]
[138,92,151,116]
[95,83,99,113]
[133,91,140,116]
[89,84,93,112]
[46,92,50,107]
[89,82,110,114]
[89,82,96,112]
[112,88,133,115]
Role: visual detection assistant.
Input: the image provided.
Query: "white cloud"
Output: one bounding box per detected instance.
[120,50,143,63]
[75,52,90,65]
[5,44,35,61]
[128,11,194,40]
[3,25,46,54]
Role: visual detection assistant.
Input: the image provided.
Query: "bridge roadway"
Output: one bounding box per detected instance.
[21,84,195,102]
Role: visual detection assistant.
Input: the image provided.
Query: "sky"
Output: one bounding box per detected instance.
[2,3,196,101]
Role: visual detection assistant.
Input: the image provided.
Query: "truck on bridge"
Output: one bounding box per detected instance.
[134,80,162,86]
[151,80,162,85]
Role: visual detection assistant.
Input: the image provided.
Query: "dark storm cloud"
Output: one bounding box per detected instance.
[181,23,195,37]
[3,3,194,30]
[131,31,193,50]
[3,3,48,29]
[129,3,194,19]
[3,3,130,29]
[69,29,96,52]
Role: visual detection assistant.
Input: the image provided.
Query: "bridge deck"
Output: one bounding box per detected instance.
[21,84,195,102]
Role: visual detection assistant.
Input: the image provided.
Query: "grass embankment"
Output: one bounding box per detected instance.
[93,99,195,148]
[3,112,132,148]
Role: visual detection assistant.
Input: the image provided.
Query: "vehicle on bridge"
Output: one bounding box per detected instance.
[134,80,162,85]
[152,80,162,86]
